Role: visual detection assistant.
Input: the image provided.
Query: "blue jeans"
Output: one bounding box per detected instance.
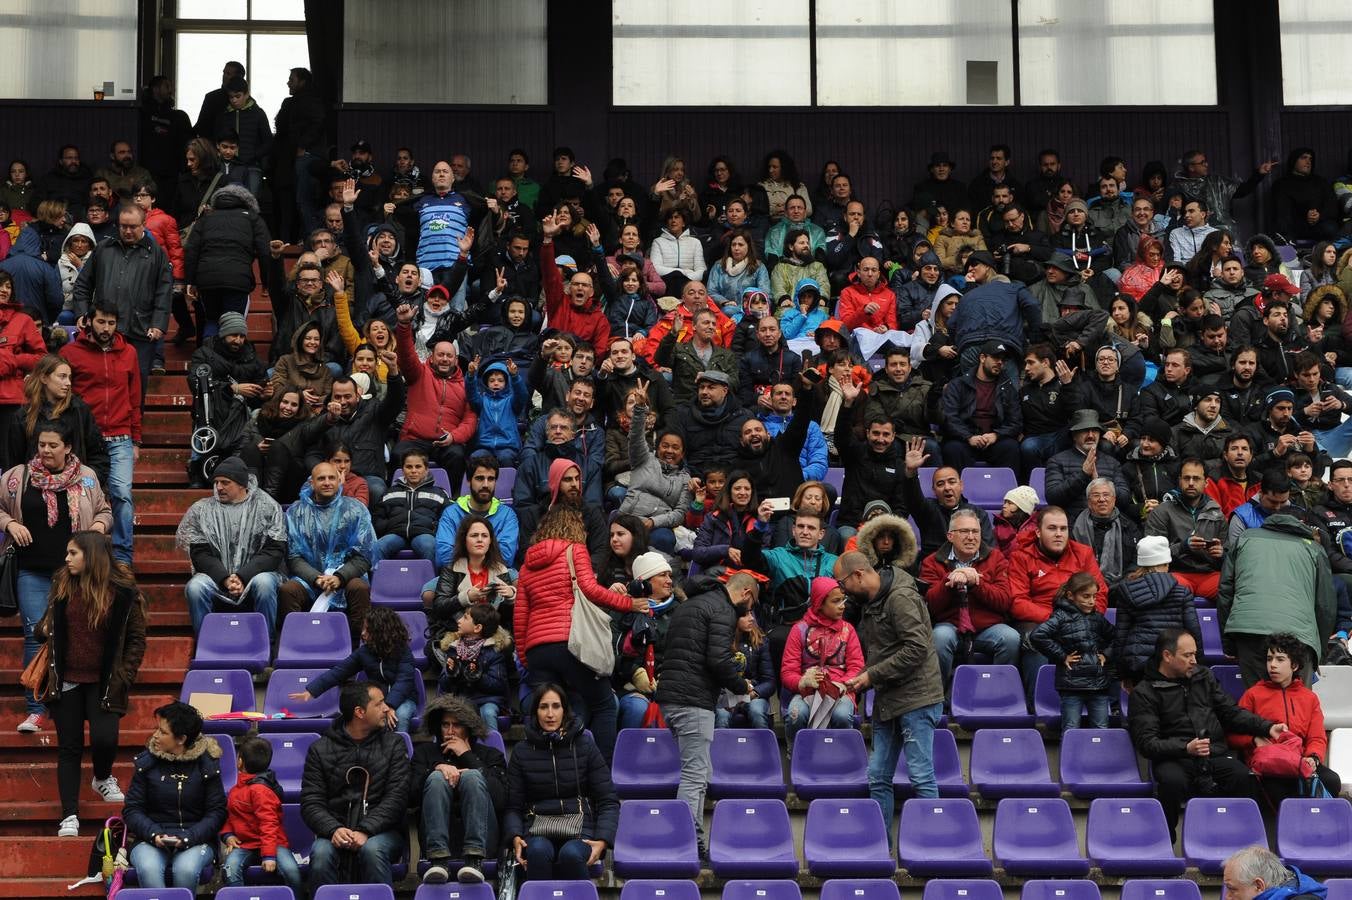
[1019,430,1068,480]
[784,694,855,744]
[1335,367,1352,391]
[223,846,303,891]
[1061,692,1112,730]
[185,571,283,638]
[869,701,944,839]
[393,698,418,733]
[372,533,438,564]
[1315,418,1352,459]
[308,829,402,892]
[420,768,498,858]
[650,527,676,553]
[477,446,520,467]
[605,484,628,509]
[18,569,53,715]
[105,437,134,564]
[715,698,771,729]
[479,701,501,732]
[933,621,1021,684]
[240,165,263,197]
[128,841,214,889]
[617,692,654,730]
[522,836,592,881]
[365,476,388,504]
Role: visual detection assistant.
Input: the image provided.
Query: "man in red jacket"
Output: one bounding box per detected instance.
[919,508,1017,684]
[394,303,477,496]
[1007,506,1107,697]
[836,257,898,333]
[60,299,141,564]
[540,215,610,355]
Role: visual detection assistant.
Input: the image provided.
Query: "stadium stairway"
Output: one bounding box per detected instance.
[0,295,275,897]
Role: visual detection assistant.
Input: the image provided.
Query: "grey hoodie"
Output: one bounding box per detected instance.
[57,223,95,309]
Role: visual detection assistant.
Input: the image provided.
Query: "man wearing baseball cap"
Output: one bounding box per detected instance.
[939,339,1022,470]
[948,249,1041,378]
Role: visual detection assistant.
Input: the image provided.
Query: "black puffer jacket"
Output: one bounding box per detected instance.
[503,717,619,844]
[371,478,450,541]
[300,721,410,840]
[1109,573,1201,683]
[183,184,271,294]
[672,400,749,477]
[1029,596,1117,692]
[655,576,747,709]
[124,735,227,847]
[1128,664,1272,760]
[297,375,407,478]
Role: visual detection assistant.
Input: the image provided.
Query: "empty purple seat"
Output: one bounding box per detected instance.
[961,467,1017,511]
[893,726,967,798]
[710,729,786,799]
[218,886,299,899]
[1326,881,1352,900]
[918,467,937,498]
[1119,882,1201,900]
[1196,609,1230,664]
[192,612,271,672]
[371,559,436,610]
[612,729,681,799]
[613,799,700,878]
[180,669,255,736]
[619,881,701,900]
[315,886,395,900]
[1087,798,1185,876]
[1029,468,1045,501]
[413,885,497,900]
[708,800,798,878]
[399,609,429,666]
[790,729,868,799]
[993,797,1089,877]
[897,798,992,878]
[1021,881,1101,900]
[1059,728,1151,798]
[921,881,1003,900]
[1278,797,1352,875]
[1182,796,1266,875]
[804,799,894,878]
[722,882,802,900]
[820,881,900,900]
[259,668,340,732]
[951,665,1035,729]
[497,467,517,503]
[259,732,320,799]
[274,612,352,667]
[116,890,195,900]
[969,729,1058,799]
[518,883,600,900]
[824,467,845,495]
[482,729,507,756]
[1211,664,1245,702]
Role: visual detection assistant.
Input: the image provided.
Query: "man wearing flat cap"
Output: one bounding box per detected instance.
[1045,410,1132,522]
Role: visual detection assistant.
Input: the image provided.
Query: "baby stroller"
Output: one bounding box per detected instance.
[187,363,250,486]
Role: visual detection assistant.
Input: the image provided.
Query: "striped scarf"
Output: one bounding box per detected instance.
[27,454,83,527]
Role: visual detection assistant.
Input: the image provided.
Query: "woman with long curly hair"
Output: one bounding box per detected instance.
[33,530,144,837]
[289,605,420,732]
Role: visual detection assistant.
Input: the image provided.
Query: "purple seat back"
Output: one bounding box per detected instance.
[721,882,803,900]
[1181,797,1266,875]
[970,729,1057,799]
[790,729,868,799]
[921,881,1004,900]
[260,668,340,730]
[1020,881,1102,900]
[399,609,429,664]
[1211,664,1245,702]
[218,887,300,900]
[918,467,937,498]
[1087,798,1184,876]
[192,612,271,672]
[1119,882,1202,900]
[961,467,1017,510]
[412,885,497,900]
[710,729,786,799]
[115,891,195,900]
[518,883,601,900]
[260,732,321,798]
[397,466,453,494]
[824,467,845,495]
[613,799,700,879]
[613,729,681,798]
[315,886,396,900]
[951,665,1035,729]
[898,798,992,877]
[619,882,702,900]
[1029,468,1046,502]
[893,726,967,797]
[274,612,352,667]
[1326,881,1352,900]
[1032,665,1065,728]
[803,799,895,878]
[819,881,901,900]
[708,800,798,878]
[1196,609,1229,663]
[993,798,1088,876]
[1059,728,1151,798]
[482,730,507,756]
[1277,797,1352,875]
[180,668,255,715]
[216,733,237,792]
[371,558,436,609]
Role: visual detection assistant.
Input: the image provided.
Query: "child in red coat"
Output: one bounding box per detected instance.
[220,736,302,892]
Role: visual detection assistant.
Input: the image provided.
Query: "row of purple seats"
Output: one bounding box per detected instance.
[372,558,437,611]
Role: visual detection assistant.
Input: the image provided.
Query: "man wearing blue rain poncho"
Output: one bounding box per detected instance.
[276,461,378,645]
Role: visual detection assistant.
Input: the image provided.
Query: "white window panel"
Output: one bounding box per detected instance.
[1280,0,1352,105]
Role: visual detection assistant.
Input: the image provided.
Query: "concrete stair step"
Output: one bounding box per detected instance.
[0,877,103,897]
[0,636,191,684]
[0,695,174,734]
[132,488,210,512]
[0,759,135,803]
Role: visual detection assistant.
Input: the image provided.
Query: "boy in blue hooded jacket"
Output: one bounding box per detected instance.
[466,357,529,466]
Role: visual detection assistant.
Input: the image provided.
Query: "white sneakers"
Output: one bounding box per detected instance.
[57,815,79,837]
[16,713,43,733]
[92,776,124,803]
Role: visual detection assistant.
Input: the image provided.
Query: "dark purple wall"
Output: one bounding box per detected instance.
[0,103,139,175]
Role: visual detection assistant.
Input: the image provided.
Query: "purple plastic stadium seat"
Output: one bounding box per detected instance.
[518,883,600,900]
[612,729,681,799]
[1029,469,1046,502]
[969,729,1058,799]
[1182,797,1266,875]
[1059,728,1151,798]
[919,467,937,498]
[1278,797,1352,875]
[619,881,702,900]
[721,882,802,900]
[993,798,1090,877]
[921,881,1003,900]
[315,886,396,900]
[613,800,700,878]
[180,669,256,736]
[897,798,992,878]
[260,732,321,799]
[192,612,271,672]
[216,734,238,791]
[1211,664,1245,702]
[710,729,787,799]
[398,466,453,495]
[115,891,196,900]
[804,799,894,877]
[482,729,507,756]
[820,881,901,900]
[1021,881,1101,900]
[790,729,868,800]
[1119,882,1202,900]
[708,800,798,879]
[399,609,429,666]
[824,467,845,496]
[893,726,967,798]
[274,612,352,667]
[1196,609,1231,664]
[1327,881,1352,900]
[951,665,1035,729]
[1087,798,1185,876]
[497,467,517,503]
[371,558,436,610]
[259,668,340,732]
[961,467,1017,512]
[218,887,299,900]
[413,885,497,900]
[1032,665,1071,729]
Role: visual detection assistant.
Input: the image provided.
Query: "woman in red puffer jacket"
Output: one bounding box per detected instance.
[1228,632,1341,804]
[514,501,646,763]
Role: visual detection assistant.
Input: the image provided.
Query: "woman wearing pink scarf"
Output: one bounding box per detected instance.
[780,576,865,744]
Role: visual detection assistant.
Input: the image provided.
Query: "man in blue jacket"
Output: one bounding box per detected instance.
[0,227,62,324]
[948,251,1041,378]
[435,454,521,569]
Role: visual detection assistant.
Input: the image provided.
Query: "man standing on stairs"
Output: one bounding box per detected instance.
[60,300,142,564]
[176,456,287,639]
